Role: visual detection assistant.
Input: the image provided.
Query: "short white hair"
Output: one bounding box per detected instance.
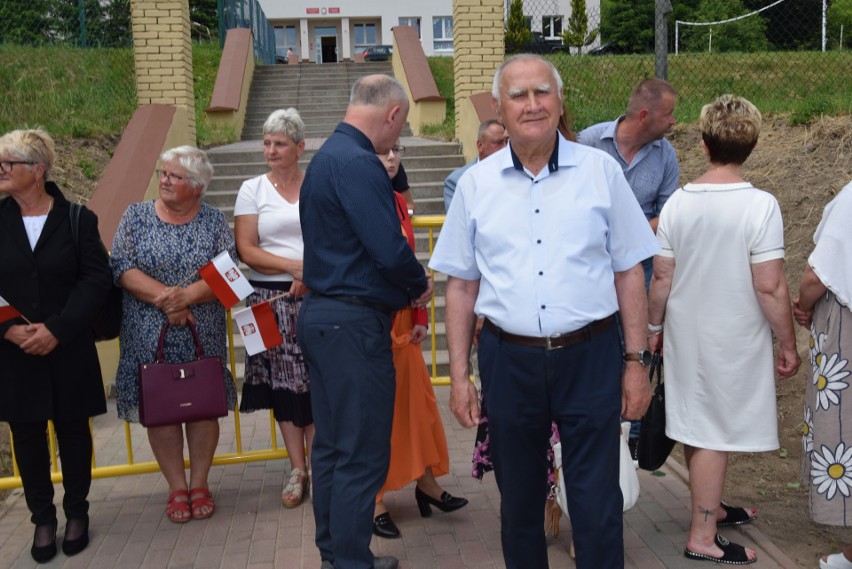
[491,54,563,104]
[263,108,305,143]
[160,146,214,193]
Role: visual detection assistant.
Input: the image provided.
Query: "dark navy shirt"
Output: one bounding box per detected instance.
[300,123,428,308]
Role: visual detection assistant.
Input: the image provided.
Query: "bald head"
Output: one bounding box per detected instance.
[345,74,410,155]
[626,78,677,118]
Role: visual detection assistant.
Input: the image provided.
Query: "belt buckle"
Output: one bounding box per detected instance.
[545,333,563,351]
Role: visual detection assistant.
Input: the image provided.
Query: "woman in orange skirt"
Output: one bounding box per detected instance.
[371,141,468,539]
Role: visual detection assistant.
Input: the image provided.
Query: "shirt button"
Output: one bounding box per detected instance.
[537,239,542,244]
[541,305,546,309]
[535,209,540,213]
[538,271,543,275]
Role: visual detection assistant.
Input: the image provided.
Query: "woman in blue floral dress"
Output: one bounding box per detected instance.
[794,181,852,569]
[110,146,237,524]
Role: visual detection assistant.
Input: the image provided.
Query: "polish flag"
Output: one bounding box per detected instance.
[198,251,254,309]
[232,301,283,355]
[0,295,21,324]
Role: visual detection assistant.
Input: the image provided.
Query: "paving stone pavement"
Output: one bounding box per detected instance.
[0,388,802,569]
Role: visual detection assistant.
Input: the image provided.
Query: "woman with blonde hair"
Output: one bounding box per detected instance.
[234,108,314,508]
[0,128,112,561]
[648,95,799,565]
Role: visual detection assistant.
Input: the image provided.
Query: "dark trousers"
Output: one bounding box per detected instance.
[9,418,93,526]
[297,295,395,569]
[478,320,624,569]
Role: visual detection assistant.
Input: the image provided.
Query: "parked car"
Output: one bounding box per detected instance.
[587,43,627,56]
[362,45,393,61]
[512,32,569,54]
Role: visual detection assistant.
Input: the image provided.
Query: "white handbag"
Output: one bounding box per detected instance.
[552,421,640,514]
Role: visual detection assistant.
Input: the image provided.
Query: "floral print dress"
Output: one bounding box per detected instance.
[802,291,852,525]
[110,201,238,423]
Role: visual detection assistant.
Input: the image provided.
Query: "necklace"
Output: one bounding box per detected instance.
[269,170,301,189]
[159,200,194,218]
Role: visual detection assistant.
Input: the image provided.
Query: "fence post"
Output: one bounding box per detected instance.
[655,0,673,80]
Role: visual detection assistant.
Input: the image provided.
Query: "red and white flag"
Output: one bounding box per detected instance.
[232,301,283,355]
[198,251,254,309]
[0,295,21,324]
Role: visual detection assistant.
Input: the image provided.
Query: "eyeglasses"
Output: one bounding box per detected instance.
[156,169,187,183]
[389,145,405,157]
[0,161,33,173]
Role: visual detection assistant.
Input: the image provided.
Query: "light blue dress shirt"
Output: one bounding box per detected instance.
[429,135,660,337]
[443,160,475,213]
[577,117,679,220]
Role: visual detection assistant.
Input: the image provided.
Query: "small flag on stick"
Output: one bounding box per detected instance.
[232,301,283,355]
[198,251,254,309]
[0,295,22,324]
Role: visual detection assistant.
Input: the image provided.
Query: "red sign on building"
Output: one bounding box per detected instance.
[328,7,340,13]
[306,8,319,14]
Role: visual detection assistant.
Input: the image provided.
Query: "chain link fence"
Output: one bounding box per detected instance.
[219,0,276,64]
[505,0,851,128]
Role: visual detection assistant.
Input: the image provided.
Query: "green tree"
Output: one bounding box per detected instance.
[562,0,599,54]
[102,0,131,47]
[600,0,654,53]
[0,0,53,44]
[828,0,852,49]
[190,0,219,39]
[682,0,770,53]
[505,0,531,54]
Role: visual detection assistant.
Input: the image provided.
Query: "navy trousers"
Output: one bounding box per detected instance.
[297,295,395,569]
[10,418,93,526]
[478,319,624,569]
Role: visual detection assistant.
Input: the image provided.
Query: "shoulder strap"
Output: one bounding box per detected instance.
[69,203,82,253]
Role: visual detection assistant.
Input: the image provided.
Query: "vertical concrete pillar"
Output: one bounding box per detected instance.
[131,0,196,143]
[453,0,504,154]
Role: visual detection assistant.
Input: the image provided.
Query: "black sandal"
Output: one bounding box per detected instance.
[716,502,757,527]
[684,534,756,565]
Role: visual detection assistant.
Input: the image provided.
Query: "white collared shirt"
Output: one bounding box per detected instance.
[429,133,659,337]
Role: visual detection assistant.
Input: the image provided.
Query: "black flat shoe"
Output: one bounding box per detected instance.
[62,516,89,556]
[31,520,57,563]
[415,486,469,517]
[372,512,401,539]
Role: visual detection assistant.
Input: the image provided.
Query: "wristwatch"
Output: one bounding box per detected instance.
[625,349,653,367]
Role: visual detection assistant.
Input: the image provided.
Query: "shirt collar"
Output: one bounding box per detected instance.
[605,116,663,151]
[508,132,561,175]
[335,122,377,153]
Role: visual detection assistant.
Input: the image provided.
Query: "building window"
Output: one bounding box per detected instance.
[432,16,453,51]
[354,23,377,51]
[542,16,562,38]
[399,17,421,37]
[274,25,298,56]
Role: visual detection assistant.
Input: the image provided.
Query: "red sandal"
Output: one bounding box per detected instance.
[189,488,215,520]
[166,489,191,523]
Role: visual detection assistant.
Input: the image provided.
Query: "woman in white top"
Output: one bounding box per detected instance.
[648,95,799,565]
[234,108,313,508]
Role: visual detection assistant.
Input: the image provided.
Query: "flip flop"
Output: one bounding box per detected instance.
[821,552,852,569]
[684,534,756,565]
[717,502,758,527]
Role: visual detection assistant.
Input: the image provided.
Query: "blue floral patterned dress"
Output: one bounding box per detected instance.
[110,200,237,422]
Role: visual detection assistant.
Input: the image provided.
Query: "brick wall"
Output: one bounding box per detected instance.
[131,0,196,142]
[453,0,504,134]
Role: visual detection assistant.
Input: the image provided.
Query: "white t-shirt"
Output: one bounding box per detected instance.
[233,174,303,282]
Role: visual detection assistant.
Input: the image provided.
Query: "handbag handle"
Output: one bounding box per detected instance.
[649,352,663,386]
[154,321,205,363]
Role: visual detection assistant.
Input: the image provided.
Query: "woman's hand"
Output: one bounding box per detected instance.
[166,308,196,327]
[409,324,428,344]
[18,323,59,356]
[154,286,191,315]
[4,324,36,348]
[792,296,814,328]
[289,279,309,298]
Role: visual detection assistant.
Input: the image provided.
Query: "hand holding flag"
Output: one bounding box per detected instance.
[198,251,254,309]
[0,295,28,325]
[232,301,284,355]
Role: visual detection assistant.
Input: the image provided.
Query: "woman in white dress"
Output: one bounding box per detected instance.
[648,95,799,565]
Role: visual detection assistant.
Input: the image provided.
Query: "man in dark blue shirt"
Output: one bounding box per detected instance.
[297,74,432,569]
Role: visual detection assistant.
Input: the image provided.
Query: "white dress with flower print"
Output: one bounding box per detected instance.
[802,291,852,526]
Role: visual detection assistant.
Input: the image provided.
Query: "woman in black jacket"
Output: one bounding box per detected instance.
[0,129,112,563]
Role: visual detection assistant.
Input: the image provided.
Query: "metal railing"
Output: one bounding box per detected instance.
[0,215,449,490]
[218,0,276,64]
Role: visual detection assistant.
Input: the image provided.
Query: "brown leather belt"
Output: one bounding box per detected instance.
[484,314,616,351]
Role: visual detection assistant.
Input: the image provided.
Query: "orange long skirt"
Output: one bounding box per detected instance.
[376,307,450,500]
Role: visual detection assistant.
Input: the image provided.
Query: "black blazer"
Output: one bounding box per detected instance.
[0,182,111,422]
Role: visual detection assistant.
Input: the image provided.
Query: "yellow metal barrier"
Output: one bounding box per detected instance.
[0,215,449,490]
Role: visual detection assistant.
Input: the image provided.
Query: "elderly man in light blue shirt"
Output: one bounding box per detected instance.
[430,55,658,569]
[577,78,679,288]
[443,119,507,212]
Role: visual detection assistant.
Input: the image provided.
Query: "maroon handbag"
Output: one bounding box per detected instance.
[138,321,228,427]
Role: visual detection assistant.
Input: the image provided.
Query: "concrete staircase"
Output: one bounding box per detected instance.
[242,61,411,140]
[206,64,465,379]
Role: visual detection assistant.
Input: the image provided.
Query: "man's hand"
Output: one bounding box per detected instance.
[621,362,651,420]
[472,317,485,346]
[449,379,480,428]
[289,279,309,298]
[776,344,801,380]
[412,270,434,308]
